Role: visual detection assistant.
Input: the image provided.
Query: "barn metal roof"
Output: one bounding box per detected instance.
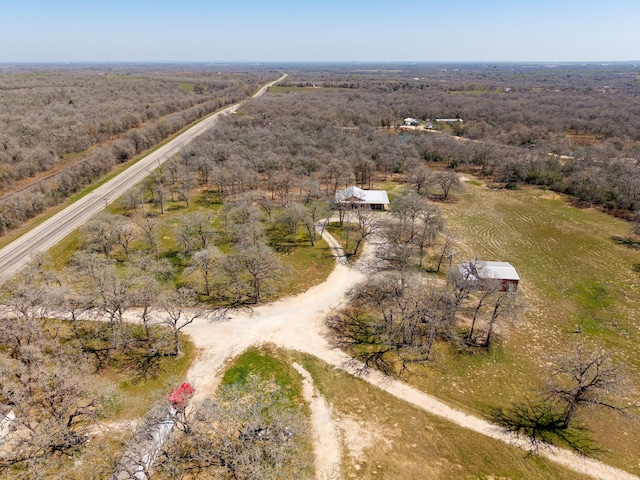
[458,261,520,281]
[335,186,390,205]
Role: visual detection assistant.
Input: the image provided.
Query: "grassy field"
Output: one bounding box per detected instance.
[290,351,588,480]
[408,177,640,472]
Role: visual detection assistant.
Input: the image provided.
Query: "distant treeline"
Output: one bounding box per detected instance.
[2,63,639,235]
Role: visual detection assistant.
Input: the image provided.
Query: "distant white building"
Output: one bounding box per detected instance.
[403,118,419,126]
[335,186,390,210]
[436,118,464,124]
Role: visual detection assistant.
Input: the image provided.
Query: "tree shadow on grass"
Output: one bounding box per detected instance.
[490,397,599,456]
[611,235,640,249]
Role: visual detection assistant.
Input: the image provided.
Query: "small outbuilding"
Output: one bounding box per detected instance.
[335,185,390,210]
[435,118,464,124]
[457,261,520,292]
[403,117,419,126]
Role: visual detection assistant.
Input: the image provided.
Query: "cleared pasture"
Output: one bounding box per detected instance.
[423,178,640,472]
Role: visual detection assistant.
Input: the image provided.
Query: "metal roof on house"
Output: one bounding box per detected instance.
[335,186,390,205]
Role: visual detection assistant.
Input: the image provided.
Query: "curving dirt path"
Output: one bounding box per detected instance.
[179,228,638,480]
[293,362,342,480]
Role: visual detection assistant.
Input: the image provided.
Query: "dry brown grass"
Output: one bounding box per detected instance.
[293,352,590,479]
[567,133,603,145]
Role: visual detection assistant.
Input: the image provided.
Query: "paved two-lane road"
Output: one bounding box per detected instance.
[0,74,287,282]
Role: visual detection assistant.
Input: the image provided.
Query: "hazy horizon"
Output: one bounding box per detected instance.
[1,1,639,63]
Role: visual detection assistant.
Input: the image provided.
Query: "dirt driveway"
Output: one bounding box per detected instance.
[181,231,637,480]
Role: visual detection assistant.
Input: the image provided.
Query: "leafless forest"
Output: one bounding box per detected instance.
[2,62,639,236]
[0,65,275,233]
[1,62,639,478]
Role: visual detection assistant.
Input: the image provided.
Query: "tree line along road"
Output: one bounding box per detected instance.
[0,74,287,282]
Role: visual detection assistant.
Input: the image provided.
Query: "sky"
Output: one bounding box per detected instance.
[0,0,639,63]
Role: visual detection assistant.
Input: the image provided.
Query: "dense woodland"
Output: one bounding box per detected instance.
[0,65,276,234]
[277,63,640,209]
[1,63,639,478]
[2,63,639,236]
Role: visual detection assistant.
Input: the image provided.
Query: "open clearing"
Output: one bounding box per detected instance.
[431,177,640,472]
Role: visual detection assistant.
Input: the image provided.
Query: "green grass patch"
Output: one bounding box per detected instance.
[221,346,304,405]
[268,85,325,94]
[464,179,483,187]
[325,222,365,261]
[178,82,195,92]
[275,235,335,298]
[46,229,82,270]
[107,333,196,421]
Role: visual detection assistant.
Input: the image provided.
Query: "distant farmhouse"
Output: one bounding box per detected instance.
[335,186,390,210]
[401,118,433,130]
[456,261,520,292]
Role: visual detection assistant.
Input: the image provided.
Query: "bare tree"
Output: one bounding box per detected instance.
[71,252,138,355]
[0,261,59,358]
[547,343,634,429]
[631,210,640,238]
[436,170,462,200]
[327,273,458,374]
[414,205,444,268]
[223,243,285,305]
[322,158,355,195]
[112,215,137,261]
[388,192,443,268]
[144,169,166,214]
[222,199,264,246]
[175,211,217,256]
[350,208,378,257]
[492,343,636,453]
[187,246,221,296]
[436,232,456,273]
[159,287,206,356]
[275,202,318,246]
[132,213,160,259]
[482,290,522,350]
[0,354,108,473]
[390,192,425,243]
[81,212,119,258]
[467,280,501,343]
[406,164,437,195]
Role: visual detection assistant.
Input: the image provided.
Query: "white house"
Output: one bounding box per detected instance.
[457,261,520,292]
[403,117,419,126]
[335,186,390,210]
